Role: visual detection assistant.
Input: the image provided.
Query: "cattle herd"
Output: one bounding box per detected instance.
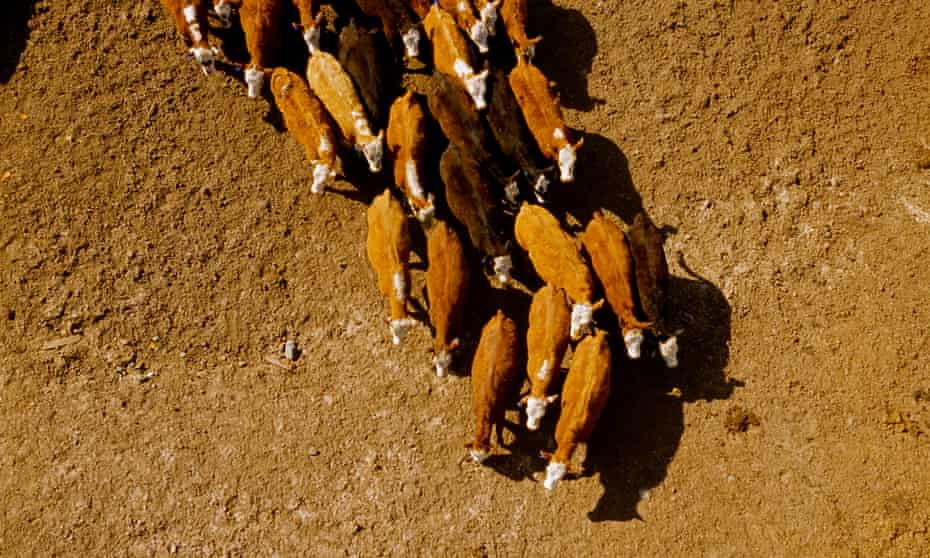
[161,0,680,491]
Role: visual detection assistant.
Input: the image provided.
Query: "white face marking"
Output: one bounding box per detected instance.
[361,134,383,173]
[392,271,406,302]
[390,318,415,345]
[623,328,644,360]
[493,255,512,284]
[536,359,550,381]
[245,67,264,98]
[464,70,488,111]
[480,2,498,34]
[311,162,332,194]
[402,28,420,59]
[659,336,679,368]
[353,115,372,138]
[452,59,474,79]
[543,461,567,490]
[190,46,215,75]
[183,4,198,24]
[569,302,593,340]
[469,448,489,463]
[304,26,321,54]
[405,159,424,200]
[503,180,520,205]
[318,135,332,154]
[552,128,566,141]
[433,351,452,377]
[214,1,232,23]
[525,396,547,431]
[188,23,203,43]
[470,21,490,54]
[457,1,468,12]
[416,203,436,224]
[558,144,576,182]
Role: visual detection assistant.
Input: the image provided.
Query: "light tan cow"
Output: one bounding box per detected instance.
[366,189,415,344]
[239,0,284,98]
[521,283,571,431]
[423,4,489,111]
[307,51,384,173]
[499,0,540,60]
[582,212,654,360]
[509,56,583,182]
[387,91,435,223]
[161,0,217,75]
[543,329,611,491]
[514,203,602,339]
[270,68,340,194]
[426,219,470,376]
[466,310,521,462]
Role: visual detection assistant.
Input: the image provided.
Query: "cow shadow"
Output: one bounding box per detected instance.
[0,0,37,83]
[528,0,603,111]
[547,132,644,228]
[585,262,739,522]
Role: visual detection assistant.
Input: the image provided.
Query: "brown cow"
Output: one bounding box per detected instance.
[440,143,513,284]
[239,0,284,98]
[161,0,217,75]
[307,51,384,173]
[424,4,489,111]
[582,212,654,359]
[339,19,393,129]
[437,0,490,53]
[367,189,416,345]
[387,91,436,223]
[514,203,602,339]
[521,283,571,431]
[270,68,340,194]
[290,0,324,53]
[628,211,678,368]
[509,55,583,182]
[355,0,422,61]
[426,219,470,377]
[543,329,611,491]
[466,310,521,462]
[499,0,540,60]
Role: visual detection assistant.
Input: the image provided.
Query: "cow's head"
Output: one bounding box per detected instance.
[432,337,459,377]
[415,193,436,225]
[311,162,335,194]
[189,46,216,75]
[464,69,489,111]
[469,21,490,54]
[522,393,558,431]
[492,255,513,285]
[532,172,551,203]
[213,0,234,25]
[467,442,490,463]
[623,328,645,360]
[518,36,542,62]
[389,317,415,345]
[659,335,679,368]
[479,1,500,35]
[569,299,602,340]
[245,65,264,98]
[402,27,421,59]
[361,130,384,173]
[543,460,567,490]
[558,137,583,182]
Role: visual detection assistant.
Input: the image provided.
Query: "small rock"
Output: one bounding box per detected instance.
[179,352,187,359]
[40,335,82,351]
[308,448,321,456]
[151,335,160,342]
[284,339,299,361]
[238,360,247,367]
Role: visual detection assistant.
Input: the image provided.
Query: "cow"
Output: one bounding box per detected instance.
[307,51,384,173]
[542,329,611,491]
[366,189,416,345]
[440,143,513,285]
[339,18,394,129]
[423,4,489,111]
[212,0,241,25]
[424,71,519,199]
[521,283,571,431]
[269,68,340,194]
[437,0,490,54]
[161,0,217,75]
[466,310,522,462]
[484,67,553,204]
[581,212,654,359]
[426,219,470,377]
[508,55,583,183]
[291,0,324,53]
[238,0,284,98]
[476,0,500,38]
[387,91,436,223]
[514,202,602,340]
[499,0,540,60]
[627,211,678,368]
[354,0,422,61]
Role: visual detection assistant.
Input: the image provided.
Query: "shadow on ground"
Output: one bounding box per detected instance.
[1,0,37,84]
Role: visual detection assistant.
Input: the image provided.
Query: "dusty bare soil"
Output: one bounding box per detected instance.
[2,0,930,555]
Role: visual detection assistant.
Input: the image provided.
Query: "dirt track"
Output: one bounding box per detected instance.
[2,0,929,555]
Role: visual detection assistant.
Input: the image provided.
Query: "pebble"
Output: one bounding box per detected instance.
[238,360,247,367]
[284,339,298,361]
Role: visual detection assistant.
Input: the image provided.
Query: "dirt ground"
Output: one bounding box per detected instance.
[2,0,930,555]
